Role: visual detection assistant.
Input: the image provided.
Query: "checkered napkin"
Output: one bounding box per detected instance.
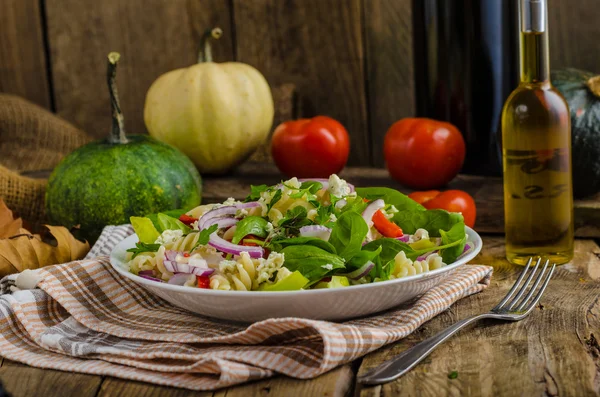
[0,225,493,391]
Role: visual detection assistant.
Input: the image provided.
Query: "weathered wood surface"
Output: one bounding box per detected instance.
[234,0,369,166]
[201,162,600,238]
[363,0,415,167]
[1,237,599,397]
[358,238,600,397]
[0,0,52,109]
[45,0,234,138]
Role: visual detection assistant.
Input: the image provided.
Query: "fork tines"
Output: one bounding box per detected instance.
[493,258,556,314]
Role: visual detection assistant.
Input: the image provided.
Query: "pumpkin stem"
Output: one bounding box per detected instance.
[107,52,128,144]
[587,76,600,98]
[198,28,223,63]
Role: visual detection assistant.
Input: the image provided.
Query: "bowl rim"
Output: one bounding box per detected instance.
[109,226,482,297]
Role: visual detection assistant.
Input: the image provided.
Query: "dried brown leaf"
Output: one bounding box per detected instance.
[0,199,22,238]
[0,225,90,278]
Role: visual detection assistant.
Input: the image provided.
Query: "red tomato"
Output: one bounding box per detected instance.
[271,116,350,178]
[409,190,476,228]
[384,118,466,189]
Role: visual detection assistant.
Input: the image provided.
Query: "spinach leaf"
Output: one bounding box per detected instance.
[281,245,345,281]
[232,216,268,244]
[156,213,192,234]
[369,256,395,281]
[268,237,336,254]
[439,222,467,263]
[245,184,269,202]
[314,205,335,226]
[189,224,219,252]
[345,246,382,272]
[328,211,369,261]
[356,187,464,237]
[278,207,313,236]
[127,242,161,259]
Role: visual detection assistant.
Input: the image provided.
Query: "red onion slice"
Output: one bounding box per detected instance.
[198,202,260,230]
[163,260,215,276]
[396,234,410,243]
[167,273,195,286]
[299,225,332,241]
[208,232,264,258]
[164,250,179,262]
[362,199,385,227]
[340,261,375,280]
[138,270,155,277]
[205,217,239,229]
[139,275,164,283]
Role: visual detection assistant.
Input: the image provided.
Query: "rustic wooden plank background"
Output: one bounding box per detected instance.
[2,0,599,167]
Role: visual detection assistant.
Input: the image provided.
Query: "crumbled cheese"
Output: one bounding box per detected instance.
[223,197,237,206]
[155,229,183,245]
[328,174,351,197]
[265,222,274,233]
[236,208,249,217]
[322,263,334,271]
[283,177,301,190]
[191,220,200,230]
[219,259,239,273]
[385,205,398,219]
[275,267,292,282]
[329,213,338,222]
[256,252,285,284]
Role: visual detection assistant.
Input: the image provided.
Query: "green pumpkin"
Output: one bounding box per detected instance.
[552,68,600,198]
[46,53,202,241]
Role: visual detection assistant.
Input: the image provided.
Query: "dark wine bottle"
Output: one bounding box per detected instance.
[412,0,519,176]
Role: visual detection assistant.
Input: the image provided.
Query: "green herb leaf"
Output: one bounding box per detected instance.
[232,216,268,244]
[267,189,283,212]
[127,241,161,259]
[448,371,458,379]
[315,205,334,226]
[190,224,218,252]
[281,245,345,281]
[155,213,192,234]
[337,195,368,215]
[328,211,369,261]
[245,184,269,202]
[268,236,337,254]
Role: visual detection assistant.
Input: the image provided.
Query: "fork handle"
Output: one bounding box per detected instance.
[358,313,493,385]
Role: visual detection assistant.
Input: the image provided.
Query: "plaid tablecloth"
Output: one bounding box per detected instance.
[0,225,493,390]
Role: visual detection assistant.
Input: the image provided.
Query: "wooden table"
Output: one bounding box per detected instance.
[2,165,600,396]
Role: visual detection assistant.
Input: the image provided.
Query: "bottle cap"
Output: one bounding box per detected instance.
[521,0,546,33]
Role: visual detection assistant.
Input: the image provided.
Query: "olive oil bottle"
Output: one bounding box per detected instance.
[501,0,574,266]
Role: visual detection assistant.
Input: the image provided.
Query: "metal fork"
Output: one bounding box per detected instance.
[358,258,556,385]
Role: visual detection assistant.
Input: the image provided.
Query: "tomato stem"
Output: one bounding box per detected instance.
[198,27,223,63]
[107,52,128,144]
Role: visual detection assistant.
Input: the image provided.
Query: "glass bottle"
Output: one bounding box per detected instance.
[501,0,574,265]
[412,0,519,176]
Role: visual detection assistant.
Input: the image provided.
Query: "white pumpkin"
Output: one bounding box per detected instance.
[144,28,274,174]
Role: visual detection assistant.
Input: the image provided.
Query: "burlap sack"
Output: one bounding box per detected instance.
[0,94,91,223]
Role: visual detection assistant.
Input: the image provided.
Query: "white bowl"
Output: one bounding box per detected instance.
[110,227,482,322]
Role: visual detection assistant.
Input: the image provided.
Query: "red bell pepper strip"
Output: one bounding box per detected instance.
[179,214,198,226]
[197,275,210,289]
[372,210,403,238]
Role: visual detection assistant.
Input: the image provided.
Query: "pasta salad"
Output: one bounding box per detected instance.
[126,175,471,291]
